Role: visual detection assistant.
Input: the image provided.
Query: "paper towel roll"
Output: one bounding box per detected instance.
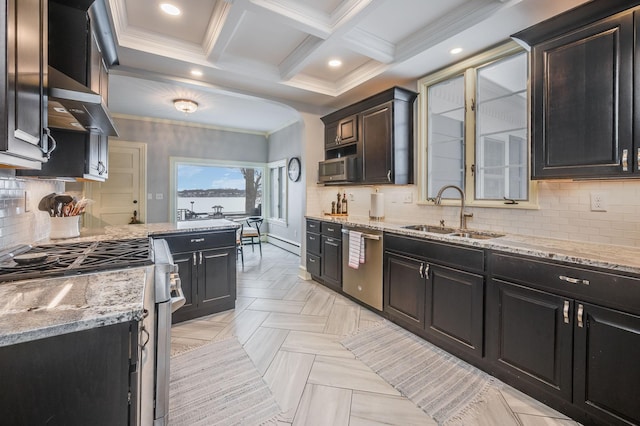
[370,193,384,219]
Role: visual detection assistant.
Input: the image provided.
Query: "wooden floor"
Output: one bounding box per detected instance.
[171,243,581,426]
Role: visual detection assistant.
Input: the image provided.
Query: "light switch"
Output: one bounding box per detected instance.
[156,193,164,200]
[148,193,153,200]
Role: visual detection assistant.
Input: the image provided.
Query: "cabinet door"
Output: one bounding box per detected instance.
[325,115,358,149]
[531,12,633,178]
[321,235,342,291]
[171,251,197,323]
[384,251,426,329]
[199,247,236,312]
[362,102,393,183]
[487,279,573,400]
[426,264,484,358]
[573,303,640,425]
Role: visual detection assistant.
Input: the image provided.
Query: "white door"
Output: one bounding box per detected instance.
[85,140,147,228]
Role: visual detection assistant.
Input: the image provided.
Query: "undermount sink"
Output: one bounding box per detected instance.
[402,224,504,239]
[401,224,457,234]
[448,231,505,240]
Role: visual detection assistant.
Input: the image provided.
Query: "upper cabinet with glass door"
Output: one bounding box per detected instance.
[420,42,536,208]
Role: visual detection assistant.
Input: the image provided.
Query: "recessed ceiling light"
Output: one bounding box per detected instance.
[160,3,181,16]
[450,47,463,55]
[191,69,203,77]
[328,59,342,68]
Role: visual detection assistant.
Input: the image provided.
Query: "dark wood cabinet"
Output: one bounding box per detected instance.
[487,250,640,425]
[18,1,111,181]
[325,114,358,149]
[513,0,640,179]
[384,233,485,360]
[0,0,49,168]
[384,251,426,329]
[321,87,417,184]
[573,303,640,425]
[157,230,237,323]
[487,279,573,401]
[305,219,342,292]
[0,321,138,425]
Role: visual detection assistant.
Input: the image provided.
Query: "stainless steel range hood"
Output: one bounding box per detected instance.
[47,66,119,137]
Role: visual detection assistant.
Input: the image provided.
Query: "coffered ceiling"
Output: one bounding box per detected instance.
[105,0,590,133]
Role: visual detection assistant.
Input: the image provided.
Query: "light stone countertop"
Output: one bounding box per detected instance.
[0,267,151,347]
[1,219,241,347]
[307,214,640,275]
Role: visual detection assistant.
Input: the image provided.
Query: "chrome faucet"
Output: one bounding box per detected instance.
[434,185,473,230]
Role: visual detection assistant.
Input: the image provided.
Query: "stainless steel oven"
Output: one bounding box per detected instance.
[140,238,185,426]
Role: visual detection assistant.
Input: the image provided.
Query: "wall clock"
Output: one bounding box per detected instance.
[287,157,301,182]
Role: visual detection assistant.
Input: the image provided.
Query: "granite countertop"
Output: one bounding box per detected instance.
[0,267,151,347]
[307,214,640,275]
[1,219,241,348]
[39,218,241,245]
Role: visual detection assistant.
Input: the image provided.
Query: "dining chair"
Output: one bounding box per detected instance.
[236,224,244,267]
[241,217,263,256]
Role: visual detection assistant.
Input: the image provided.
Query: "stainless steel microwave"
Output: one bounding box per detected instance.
[318,155,358,183]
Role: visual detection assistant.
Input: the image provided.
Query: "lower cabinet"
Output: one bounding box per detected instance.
[306,219,342,292]
[487,251,640,426]
[0,321,138,425]
[383,234,485,360]
[157,230,237,323]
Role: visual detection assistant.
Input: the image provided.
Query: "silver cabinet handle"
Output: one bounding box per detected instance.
[563,301,570,324]
[424,263,430,278]
[327,227,334,232]
[577,304,584,328]
[309,257,316,263]
[387,170,391,182]
[309,236,315,241]
[419,263,424,278]
[326,237,334,243]
[559,275,589,286]
[191,238,204,243]
[199,252,203,264]
[193,252,196,266]
[637,148,640,170]
[622,149,629,171]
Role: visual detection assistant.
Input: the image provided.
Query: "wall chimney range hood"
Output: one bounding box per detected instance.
[47,66,118,136]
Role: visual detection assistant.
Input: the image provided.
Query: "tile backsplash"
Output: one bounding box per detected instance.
[309,180,640,248]
[0,171,63,248]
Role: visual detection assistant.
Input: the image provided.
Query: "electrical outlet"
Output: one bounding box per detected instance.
[590,191,607,212]
[349,193,354,201]
[156,193,164,200]
[403,192,413,203]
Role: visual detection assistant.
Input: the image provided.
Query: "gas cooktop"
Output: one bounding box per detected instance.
[0,238,154,283]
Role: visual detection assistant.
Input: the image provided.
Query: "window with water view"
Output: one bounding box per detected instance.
[176,164,263,220]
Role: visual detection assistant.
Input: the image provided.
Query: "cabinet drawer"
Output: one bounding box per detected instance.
[307,232,321,255]
[490,252,640,315]
[306,220,320,233]
[307,253,321,277]
[385,233,484,274]
[321,222,342,238]
[157,230,235,253]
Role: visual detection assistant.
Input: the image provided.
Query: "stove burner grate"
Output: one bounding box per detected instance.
[0,238,153,283]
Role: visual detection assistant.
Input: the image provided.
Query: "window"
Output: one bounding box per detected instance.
[418,41,537,208]
[170,158,263,221]
[268,159,287,222]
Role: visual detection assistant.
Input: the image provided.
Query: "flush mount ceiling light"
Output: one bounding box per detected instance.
[450,47,463,55]
[160,3,181,16]
[174,99,198,113]
[328,59,342,68]
[190,69,203,77]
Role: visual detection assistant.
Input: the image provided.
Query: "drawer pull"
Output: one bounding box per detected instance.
[199,252,203,265]
[309,257,316,263]
[327,227,334,232]
[326,237,334,243]
[193,252,196,266]
[419,263,424,278]
[191,238,205,243]
[577,304,584,328]
[559,275,589,286]
[622,149,629,171]
[309,236,315,240]
[563,301,570,324]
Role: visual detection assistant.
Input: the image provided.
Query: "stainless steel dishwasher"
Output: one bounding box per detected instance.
[342,227,383,310]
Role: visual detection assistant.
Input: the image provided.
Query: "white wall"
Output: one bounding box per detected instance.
[307,180,640,247]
